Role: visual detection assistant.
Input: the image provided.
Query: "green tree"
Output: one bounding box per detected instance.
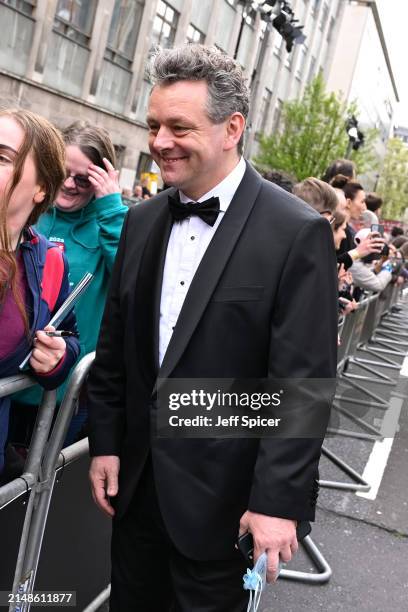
[377,138,408,220]
[254,73,378,180]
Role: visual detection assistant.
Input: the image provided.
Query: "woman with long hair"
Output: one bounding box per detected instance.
[0,108,80,482]
[18,121,127,444]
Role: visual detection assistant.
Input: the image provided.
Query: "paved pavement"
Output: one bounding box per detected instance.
[262,306,408,612]
[98,303,408,612]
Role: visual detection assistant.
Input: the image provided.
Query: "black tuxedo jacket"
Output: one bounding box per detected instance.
[87,162,338,560]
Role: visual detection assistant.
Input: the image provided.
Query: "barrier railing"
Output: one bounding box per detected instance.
[0,282,406,605]
[319,285,406,495]
[0,377,57,509]
[8,353,95,612]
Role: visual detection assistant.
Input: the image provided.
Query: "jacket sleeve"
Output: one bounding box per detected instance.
[95,193,128,272]
[249,217,338,522]
[350,261,392,292]
[86,212,130,456]
[31,252,80,390]
[336,251,353,270]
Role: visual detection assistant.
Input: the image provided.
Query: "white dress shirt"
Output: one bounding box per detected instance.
[159,157,247,365]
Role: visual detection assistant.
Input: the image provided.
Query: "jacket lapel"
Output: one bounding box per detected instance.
[157,163,263,385]
[134,194,173,385]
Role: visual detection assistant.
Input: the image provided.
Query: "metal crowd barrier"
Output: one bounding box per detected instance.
[0,355,94,611]
[0,283,406,604]
[319,285,406,495]
[0,377,57,509]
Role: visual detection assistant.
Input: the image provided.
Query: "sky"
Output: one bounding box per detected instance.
[378,0,408,126]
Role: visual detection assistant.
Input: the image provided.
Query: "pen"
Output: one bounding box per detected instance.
[44,331,79,338]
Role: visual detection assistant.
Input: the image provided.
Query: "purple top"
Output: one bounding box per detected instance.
[0,255,28,360]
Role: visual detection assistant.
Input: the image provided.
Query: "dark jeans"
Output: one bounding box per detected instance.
[110,461,249,612]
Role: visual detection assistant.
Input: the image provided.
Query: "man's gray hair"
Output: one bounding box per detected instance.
[149,44,249,152]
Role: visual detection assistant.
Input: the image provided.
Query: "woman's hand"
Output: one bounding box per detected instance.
[87,158,120,199]
[338,263,353,290]
[355,233,385,258]
[339,297,358,315]
[30,325,66,374]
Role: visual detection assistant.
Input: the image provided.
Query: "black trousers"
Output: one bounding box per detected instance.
[110,461,249,612]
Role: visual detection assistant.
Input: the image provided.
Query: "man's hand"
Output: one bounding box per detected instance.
[30,325,66,374]
[239,511,298,583]
[89,455,120,517]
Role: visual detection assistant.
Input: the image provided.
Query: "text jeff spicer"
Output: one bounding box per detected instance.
[168,415,282,428]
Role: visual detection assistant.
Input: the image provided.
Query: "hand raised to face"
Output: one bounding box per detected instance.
[87,158,120,200]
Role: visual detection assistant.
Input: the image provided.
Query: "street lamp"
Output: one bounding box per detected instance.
[234,1,305,59]
[346,115,365,157]
[238,1,306,156]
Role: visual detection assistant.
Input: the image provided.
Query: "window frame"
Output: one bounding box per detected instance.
[255,87,272,138]
[105,0,145,69]
[53,0,97,47]
[186,23,205,44]
[0,0,35,17]
[151,0,179,49]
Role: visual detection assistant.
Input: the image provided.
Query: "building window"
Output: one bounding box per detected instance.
[256,88,272,136]
[296,44,308,80]
[135,77,153,119]
[272,99,283,133]
[285,51,294,70]
[54,0,97,46]
[326,16,335,43]
[311,0,321,17]
[307,55,316,82]
[186,23,205,44]
[273,35,284,57]
[319,2,329,31]
[1,0,35,15]
[105,0,144,69]
[137,151,156,178]
[152,0,179,49]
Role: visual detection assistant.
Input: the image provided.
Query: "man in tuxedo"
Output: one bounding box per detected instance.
[88,44,338,611]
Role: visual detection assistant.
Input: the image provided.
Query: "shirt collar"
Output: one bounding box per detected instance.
[179,157,246,213]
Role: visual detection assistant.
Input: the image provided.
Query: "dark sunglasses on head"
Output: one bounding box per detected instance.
[64,172,91,189]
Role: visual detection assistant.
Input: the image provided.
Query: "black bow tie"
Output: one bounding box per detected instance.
[168,193,220,227]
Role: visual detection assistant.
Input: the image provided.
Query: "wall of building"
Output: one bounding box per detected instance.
[247,0,343,157]
[0,0,399,186]
[325,1,398,189]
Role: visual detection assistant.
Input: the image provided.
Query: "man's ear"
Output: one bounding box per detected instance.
[33,187,46,204]
[224,113,246,151]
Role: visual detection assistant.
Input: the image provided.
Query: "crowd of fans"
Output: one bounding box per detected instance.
[121,177,153,206]
[0,106,407,486]
[263,158,408,325]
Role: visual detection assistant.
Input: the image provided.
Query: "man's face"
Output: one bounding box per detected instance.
[147,80,239,201]
[55,145,94,212]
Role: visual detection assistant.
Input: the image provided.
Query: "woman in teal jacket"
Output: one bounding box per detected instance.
[13,121,127,444]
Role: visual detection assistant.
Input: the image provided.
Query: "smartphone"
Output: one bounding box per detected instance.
[237,532,255,564]
[237,522,311,565]
[371,223,384,236]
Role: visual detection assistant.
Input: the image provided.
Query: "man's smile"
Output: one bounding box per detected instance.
[161,156,188,163]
